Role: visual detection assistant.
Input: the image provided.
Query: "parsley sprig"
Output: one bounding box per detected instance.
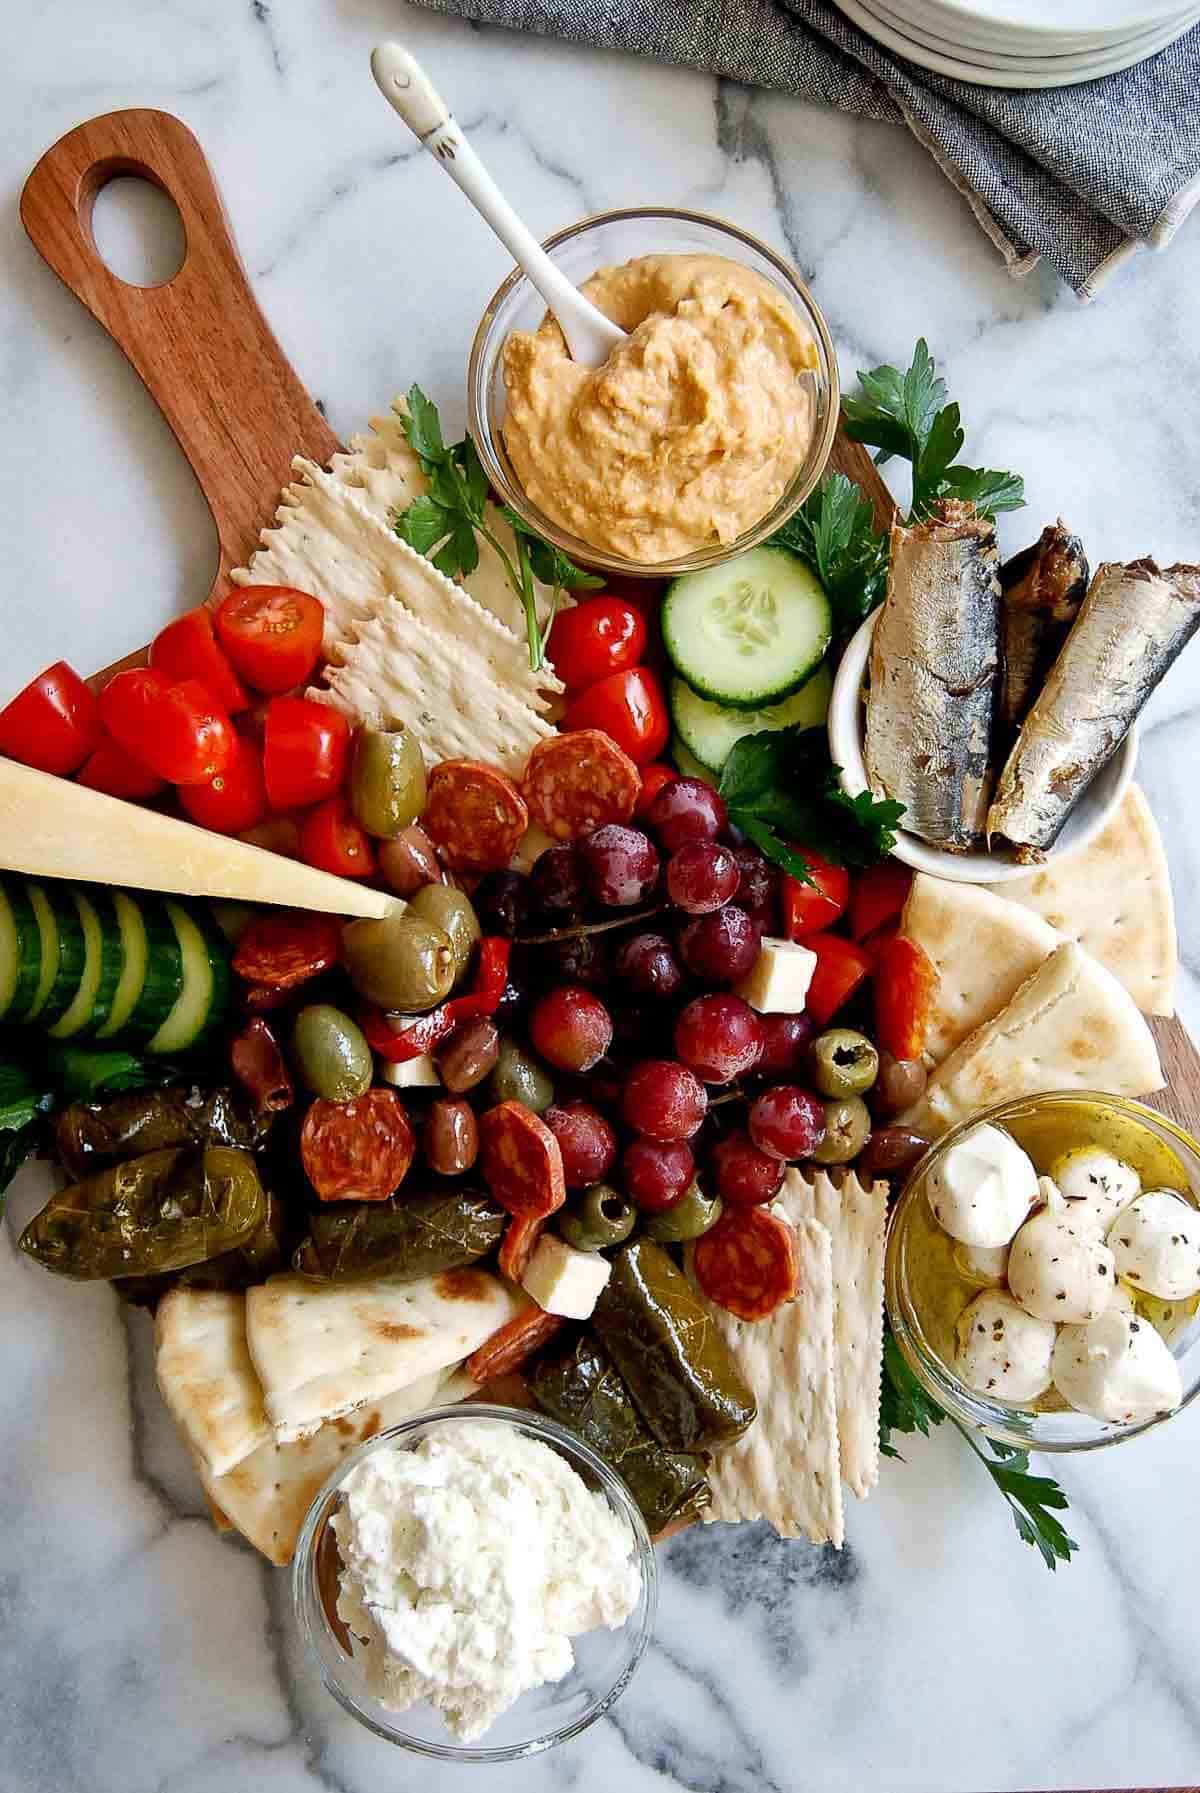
[394,386,602,672]
[772,473,889,641]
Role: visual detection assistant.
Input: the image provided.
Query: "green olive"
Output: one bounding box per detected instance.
[341,913,456,1012]
[812,1029,879,1099]
[558,1182,638,1251]
[290,1004,373,1101]
[407,885,480,985]
[489,1039,555,1114]
[347,726,427,838]
[644,1181,723,1243]
[810,1095,873,1165]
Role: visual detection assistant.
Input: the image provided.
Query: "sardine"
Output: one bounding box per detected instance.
[998,521,1089,743]
[864,499,1001,851]
[989,558,1200,860]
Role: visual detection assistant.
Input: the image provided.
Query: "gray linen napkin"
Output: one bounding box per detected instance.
[411,0,1200,295]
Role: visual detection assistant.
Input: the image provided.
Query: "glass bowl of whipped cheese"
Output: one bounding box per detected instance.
[886,1093,1200,1452]
[292,1403,657,1761]
[468,207,840,579]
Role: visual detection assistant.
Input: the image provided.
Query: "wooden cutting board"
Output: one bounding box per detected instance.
[20,106,1200,1124]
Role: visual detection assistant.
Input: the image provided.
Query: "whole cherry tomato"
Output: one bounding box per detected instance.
[150,607,249,713]
[563,666,669,765]
[75,732,165,799]
[299,794,376,879]
[780,850,850,939]
[178,733,268,835]
[635,762,678,816]
[99,669,235,786]
[0,661,99,776]
[546,597,647,691]
[214,586,324,694]
[874,934,937,1062]
[804,933,872,1027]
[262,696,350,810]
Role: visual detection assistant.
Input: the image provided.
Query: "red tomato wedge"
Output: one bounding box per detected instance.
[150,607,249,713]
[781,851,851,939]
[214,586,324,694]
[75,732,165,799]
[849,861,912,942]
[0,661,99,776]
[635,762,678,816]
[299,795,376,879]
[178,733,268,835]
[262,695,350,810]
[99,669,235,786]
[874,934,937,1062]
[563,665,670,765]
[804,933,872,1026]
[547,597,647,691]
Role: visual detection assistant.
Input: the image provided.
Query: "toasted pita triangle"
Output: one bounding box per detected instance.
[154,1290,271,1479]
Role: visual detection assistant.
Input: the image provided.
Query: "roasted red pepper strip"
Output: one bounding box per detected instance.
[466,1305,565,1383]
[361,937,511,1065]
[849,861,912,942]
[874,934,938,1062]
[229,1016,295,1116]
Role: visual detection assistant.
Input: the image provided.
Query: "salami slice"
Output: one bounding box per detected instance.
[423,759,529,872]
[466,1306,565,1383]
[522,730,642,842]
[301,1090,415,1202]
[498,1212,547,1282]
[233,911,341,990]
[692,1206,799,1321]
[478,1101,566,1218]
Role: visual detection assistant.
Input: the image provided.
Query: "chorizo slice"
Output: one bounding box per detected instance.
[478,1101,566,1218]
[233,911,342,990]
[301,1089,415,1202]
[522,730,641,842]
[423,759,529,872]
[692,1206,799,1321]
[466,1306,565,1383]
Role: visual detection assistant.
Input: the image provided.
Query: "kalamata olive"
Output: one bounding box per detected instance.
[812,1029,880,1099]
[857,1126,930,1180]
[810,1095,873,1165]
[423,1098,479,1176]
[540,931,610,990]
[341,913,455,1012]
[435,1017,500,1093]
[644,1181,724,1242]
[472,870,531,938]
[377,825,443,897]
[347,725,427,837]
[872,1052,928,1118]
[493,974,528,1028]
[290,1004,373,1101]
[489,1039,555,1113]
[531,845,586,917]
[407,885,481,984]
[558,1183,638,1252]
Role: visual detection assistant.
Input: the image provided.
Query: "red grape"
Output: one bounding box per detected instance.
[678,905,761,984]
[531,846,586,916]
[614,931,683,999]
[580,824,660,907]
[645,777,727,851]
[674,994,763,1084]
[622,1059,708,1140]
[544,1100,617,1187]
[529,986,613,1072]
[667,841,740,914]
[731,844,779,930]
[748,1084,827,1161]
[622,1137,694,1211]
[711,1128,785,1206]
[755,1012,816,1078]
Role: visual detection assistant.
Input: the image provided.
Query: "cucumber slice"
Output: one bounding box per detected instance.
[47,889,125,1040]
[35,884,88,1028]
[662,547,832,708]
[670,736,720,790]
[24,883,60,1020]
[95,892,148,1040]
[670,663,833,774]
[0,877,42,1021]
[148,900,231,1055]
[107,894,183,1045]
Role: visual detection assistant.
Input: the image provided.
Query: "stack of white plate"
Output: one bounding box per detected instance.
[834,0,1200,85]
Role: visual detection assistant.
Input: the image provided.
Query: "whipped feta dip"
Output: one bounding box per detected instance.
[332,1420,641,1742]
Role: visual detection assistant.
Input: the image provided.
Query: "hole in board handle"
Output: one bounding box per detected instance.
[90,175,186,289]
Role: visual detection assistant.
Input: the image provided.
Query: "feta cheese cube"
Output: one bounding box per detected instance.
[380,1053,441,1089]
[735,936,817,1013]
[521,1234,612,1319]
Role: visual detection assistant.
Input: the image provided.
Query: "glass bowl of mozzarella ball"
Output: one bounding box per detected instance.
[885,1093,1200,1450]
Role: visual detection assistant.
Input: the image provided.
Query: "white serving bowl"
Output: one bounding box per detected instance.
[827,607,1138,886]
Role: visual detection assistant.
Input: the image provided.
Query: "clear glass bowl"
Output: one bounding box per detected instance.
[292,1403,657,1762]
[467,206,840,578]
[886,1093,1200,1451]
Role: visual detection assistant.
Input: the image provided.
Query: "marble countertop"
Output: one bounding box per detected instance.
[4,3,1200,1790]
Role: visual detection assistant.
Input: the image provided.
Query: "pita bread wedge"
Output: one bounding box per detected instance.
[997,785,1176,1018]
[154,1290,271,1479]
[246,1269,522,1442]
[903,941,1164,1138]
[196,1367,474,1566]
[903,874,1061,1065]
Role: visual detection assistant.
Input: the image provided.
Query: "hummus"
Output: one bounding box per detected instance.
[501,253,819,563]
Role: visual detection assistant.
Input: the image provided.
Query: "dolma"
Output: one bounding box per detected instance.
[292,1190,505,1283]
[592,1240,756,1452]
[117,1185,286,1307]
[20,1146,266,1281]
[55,1086,267,1180]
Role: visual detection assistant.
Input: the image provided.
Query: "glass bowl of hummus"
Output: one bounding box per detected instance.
[292,1403,657,1762]
[468,208,840,577]
[886,1093,1200,1453]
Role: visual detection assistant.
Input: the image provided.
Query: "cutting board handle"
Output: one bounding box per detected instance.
[20,107,338,593]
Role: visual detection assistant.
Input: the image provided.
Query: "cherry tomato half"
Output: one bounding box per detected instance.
[635,762,678,816]
[0,661,99,776]
[299,795,376,879]
[547,597,647,692]
[150,607,249,714]
[214,586,325,694]
[262,696,350,810]
[75,732,165,799]
[804,933,872,1027]
[874,934,937,1062]
[178,733,268,835]
[99,669,235,787]
[563,665,669,765]
[781,850,851,939]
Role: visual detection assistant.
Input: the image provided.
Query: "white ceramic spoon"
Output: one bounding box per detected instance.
[370,42,624,368]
